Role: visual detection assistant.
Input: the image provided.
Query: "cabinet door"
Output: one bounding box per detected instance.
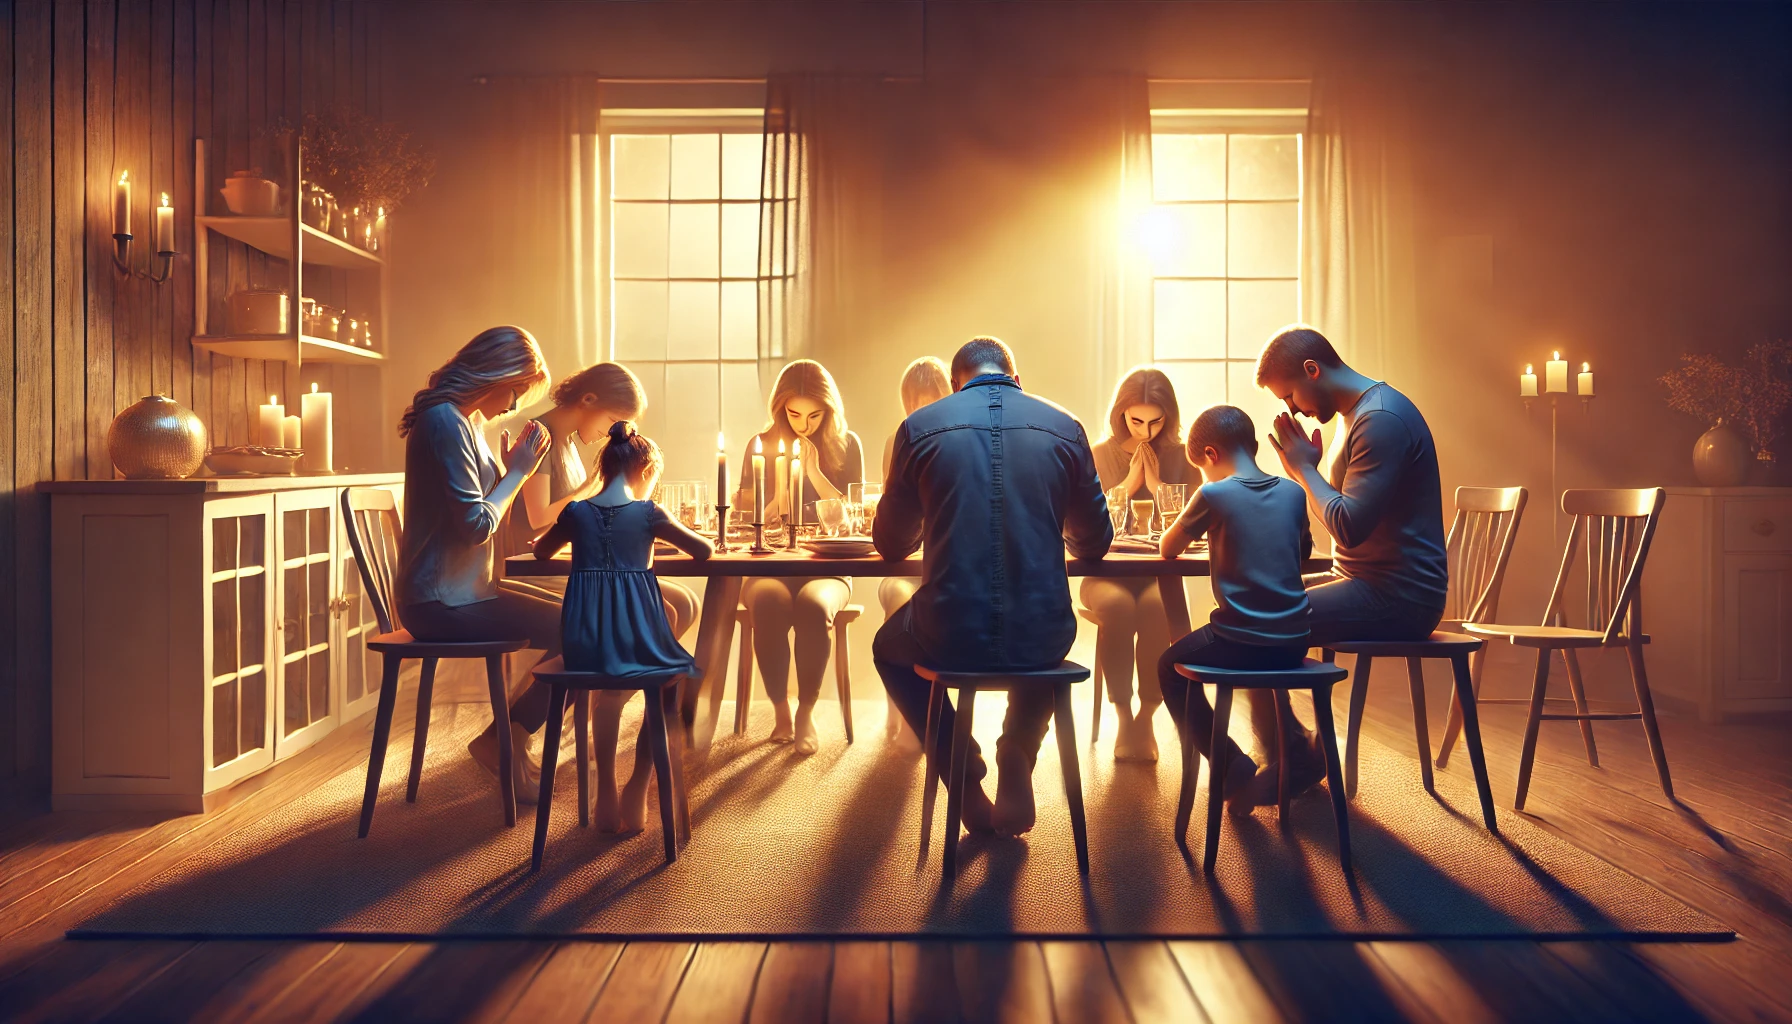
[274,489,341,758]
[203,494,276,790]
[1723,554,1792,702]
[337,485,396,720]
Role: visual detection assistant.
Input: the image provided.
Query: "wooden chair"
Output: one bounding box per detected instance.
[1076,607,1107,743]
[916,662,1092,880]
[342,488,529,838]
[1173,660,1353,878]
[529,657,690,871]
[1435,486,1529,769]
[731,604,864,741]
[1465,488,1674,810]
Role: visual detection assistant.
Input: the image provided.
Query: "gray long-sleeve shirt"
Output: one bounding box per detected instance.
[397,402,504,609]
[1322,382,1448,609]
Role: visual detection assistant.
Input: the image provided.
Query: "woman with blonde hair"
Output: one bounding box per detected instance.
[733,359,866,754]
[1080,366,1196,761]
[395,325,559,802]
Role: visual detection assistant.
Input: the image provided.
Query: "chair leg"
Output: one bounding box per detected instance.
[1449,653,1499,833]
[1514,647,1553,811]
[406,657,438,803]
[1204,686,1234,874]
[1053,683,1090,875]
[834,621,854,743]
[733,621,754,736]
[1311,683,1352,878]
[1174,681,1200,849]
[1405,657,1435,794]
[664,683,691,843]
[1089,629,1104,745]
[485,655,517,827]
[357,654,403,839]
[918,680,945,867]
[1625,642,1675,801]
[1273,690,1292,822]
[531,685,568,873]
[1561,648,1600,767]
[644,686,679,864]
[943,687,977,880]
[1435,645,1487,770]
[1344,654,1372,799]
[573,691,591,829]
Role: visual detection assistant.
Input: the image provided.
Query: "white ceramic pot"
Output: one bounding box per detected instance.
[1693,420,1752,487]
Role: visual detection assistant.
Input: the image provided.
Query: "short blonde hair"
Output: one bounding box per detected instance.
[899,356,951,415]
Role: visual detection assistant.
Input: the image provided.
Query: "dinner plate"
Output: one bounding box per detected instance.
[803,538,876,557]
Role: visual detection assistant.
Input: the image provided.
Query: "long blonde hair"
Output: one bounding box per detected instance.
[398,325,550,437]
[762,359,850,473]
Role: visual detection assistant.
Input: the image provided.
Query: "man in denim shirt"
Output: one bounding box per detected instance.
[874,337,1113,835]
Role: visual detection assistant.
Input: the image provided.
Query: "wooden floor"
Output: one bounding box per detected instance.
[1,660,1790,1023]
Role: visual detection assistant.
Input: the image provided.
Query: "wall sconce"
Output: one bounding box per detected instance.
[112,171,178,283]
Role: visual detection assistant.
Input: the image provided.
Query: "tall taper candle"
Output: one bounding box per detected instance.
[300,383,333,472]
[791,440,804,531]
[774,439,788,518]
[114,171,131,238]
[1546,351,1569,394]
[155,193,175,254]
[716,431,728,506]
[258,394,284,447]
[752,436,765,524]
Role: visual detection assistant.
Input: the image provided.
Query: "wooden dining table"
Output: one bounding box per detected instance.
[506,543,1334,750]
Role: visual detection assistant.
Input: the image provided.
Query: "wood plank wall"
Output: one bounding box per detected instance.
[2,0,384,811]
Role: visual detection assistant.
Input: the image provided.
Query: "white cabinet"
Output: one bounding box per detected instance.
[50,473,401,811]
[1646,487,1792,723]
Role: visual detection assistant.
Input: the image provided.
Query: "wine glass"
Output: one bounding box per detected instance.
[816,498,846,537]
[1107,485,1129,535]
[1155,482,1186,535]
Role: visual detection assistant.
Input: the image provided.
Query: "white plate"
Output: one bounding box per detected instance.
[803,539,876,557]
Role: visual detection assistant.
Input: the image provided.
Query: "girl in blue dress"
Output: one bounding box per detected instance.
[533,421,713,832]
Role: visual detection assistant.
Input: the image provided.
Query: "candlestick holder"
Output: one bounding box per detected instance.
[749,516,771,555]
[714,503,730,554]
[786,521,799,550]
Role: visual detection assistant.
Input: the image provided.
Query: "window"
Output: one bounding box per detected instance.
[1145,119,1302,450]
[605,118,767,481]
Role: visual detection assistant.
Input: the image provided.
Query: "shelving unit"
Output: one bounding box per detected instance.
[192,138,388,367]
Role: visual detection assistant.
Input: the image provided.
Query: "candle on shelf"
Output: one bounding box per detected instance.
[1578,362,1594,397]
[1520,364,1538,397]
[155,193,174,254]
[791,440,804,531]
[281,414,301,450]
[716,431,728,507]
[114,171,131,239]
[752,436,766,524]
[258,394,284,448]
[1546,351,1569,394]
[300,383,333,473]
[774,439,788,517]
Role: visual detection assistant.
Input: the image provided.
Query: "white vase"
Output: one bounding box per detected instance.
[1693,420,1751,487]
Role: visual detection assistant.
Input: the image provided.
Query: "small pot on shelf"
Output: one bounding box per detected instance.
[108,395,207,479]
[221,169,280,216]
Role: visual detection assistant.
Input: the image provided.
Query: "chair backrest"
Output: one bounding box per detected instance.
[1540,487,1667,643]
[342,487,404,636]
[1443,485,1528,624]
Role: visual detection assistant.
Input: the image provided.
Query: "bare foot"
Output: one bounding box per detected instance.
[593,782,623,833]
[884,698,906,740]
[992,750,1037,836]
[1240,739,1328,808]
[793,705,820,755]
[768,705,795,744]
[961,783,997,834]
[618,771,649,833]
[1219,751,1264,815]
[1114,716,1158,763]
[468,723,541,805]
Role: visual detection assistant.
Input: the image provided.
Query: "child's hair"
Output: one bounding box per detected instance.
[1186,405,1259,460]
[597,420,662,488]
[899,356,951,415]
[552,361,647,419]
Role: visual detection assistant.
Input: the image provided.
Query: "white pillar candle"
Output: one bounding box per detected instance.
[1520,364,1538,397]
[114,171,131,238]
[1545,351,1569,394]
[1578,362,1594,397]
[155,193,175,254]
[281,414,301,450]
[300,383,333,473]
[752,436,766,524]
[258,395,284,448]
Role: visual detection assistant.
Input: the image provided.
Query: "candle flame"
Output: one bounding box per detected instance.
[1582,362,1590,372]
[1553,351,1561,360]
[269,394,277,404]
[311,382,319,393]
[1525,364,1533,374]
[778,439,787,454]
[717,431,725,451]
[793,439,802,457]
[118,170,129,184]
[159,192,170,207]
[753,436,762,454]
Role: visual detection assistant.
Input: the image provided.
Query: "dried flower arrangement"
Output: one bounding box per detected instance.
[1660,340,1792,459]
[275,108,436,213]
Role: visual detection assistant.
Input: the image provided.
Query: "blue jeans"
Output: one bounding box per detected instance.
[1303,571,1444,646]
[1157,624,1308,766]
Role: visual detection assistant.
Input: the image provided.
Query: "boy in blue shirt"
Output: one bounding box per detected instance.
[1157,405,1313,810]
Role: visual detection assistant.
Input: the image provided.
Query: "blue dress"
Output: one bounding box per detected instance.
[560,499,698,679]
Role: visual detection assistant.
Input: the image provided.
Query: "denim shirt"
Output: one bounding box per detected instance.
[397,403,504,609]
[874,374,1113,669]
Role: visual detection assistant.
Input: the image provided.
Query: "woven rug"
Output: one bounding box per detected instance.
[73,698,1728,940]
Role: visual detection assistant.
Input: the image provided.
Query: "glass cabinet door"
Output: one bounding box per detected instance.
[274,489,340,757]
[203,494,276,788]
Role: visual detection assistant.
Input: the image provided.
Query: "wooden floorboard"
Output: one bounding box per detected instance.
[0,666,1787,1021]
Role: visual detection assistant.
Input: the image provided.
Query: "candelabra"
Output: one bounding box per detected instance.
[1520,352,1596,546]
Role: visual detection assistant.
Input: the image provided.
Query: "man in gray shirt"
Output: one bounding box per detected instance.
[1251,326,1449,798]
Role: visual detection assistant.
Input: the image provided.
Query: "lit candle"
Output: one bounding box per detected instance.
[774,439,788,517]
[281,414,301,451]
[752,436,766,524]
[1546,351,1569,394]
[155,193,174,254]
[363,221,374,251]
[114,171,131,238]
[300,383,333,473]
[1578,362,1594,397]
[716,431,728,507]
[1520,364,1538,397]
[258,394,283,448]
[791,439,804,531]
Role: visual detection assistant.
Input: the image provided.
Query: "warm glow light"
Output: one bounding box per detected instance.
[1553,351,1561,360]
[118,171,129,185]
[1127,206,1180,267]
[717,431,726,452]
[754,436,762,454]
[269,394,277,404]
[1582,362,1590,372]
[311,382,319,394]
[160,192,170,208]
[1525,364,1533,374]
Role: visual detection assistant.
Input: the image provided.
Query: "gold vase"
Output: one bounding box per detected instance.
[107,395,207,479]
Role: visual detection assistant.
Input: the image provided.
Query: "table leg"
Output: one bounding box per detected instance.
[1158,572,1193,643]
[687,574,744,751]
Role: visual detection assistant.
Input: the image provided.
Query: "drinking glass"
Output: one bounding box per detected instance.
[1107,486,1129,534]
[816,498,846,537]
[1155,483,1186,534]
[1130,498,1155,537]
